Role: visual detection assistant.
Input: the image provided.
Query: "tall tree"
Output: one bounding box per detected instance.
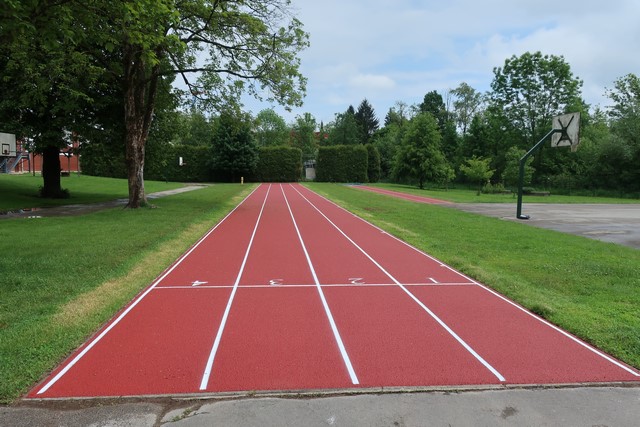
[393,113,453,189]
[384,101,410,127]
[254,109,290,147]
[209,111,258,182]
[4,1,309,207]
[328,109,361,145]
[419,90,447,130]
[0,2,101,197]
[290,113,317,162]
[373,123,404,180]
[451,82,484,136]
[607,74,640,171]
[489,52,582,146]
[354,99,379,144]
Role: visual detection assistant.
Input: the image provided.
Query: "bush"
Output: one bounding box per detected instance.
[316,145,368,183]
[252,146,302,182]
[482,182,508,194]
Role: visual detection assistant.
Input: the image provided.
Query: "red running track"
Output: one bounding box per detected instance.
[29,183,639,398]
[351,185,453,205]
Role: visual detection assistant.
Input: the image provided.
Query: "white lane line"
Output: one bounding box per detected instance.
[280,184,359,385]
[297,186,640,377]
[156,282,476,290]
[290,184,506,383]
[37,185,262,395]
[199,184,272,390]
[472,283,640,377]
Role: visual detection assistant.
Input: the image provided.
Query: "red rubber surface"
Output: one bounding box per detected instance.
[352,185,453,205]
[29,183,639,399]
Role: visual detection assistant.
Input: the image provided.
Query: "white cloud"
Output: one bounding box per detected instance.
[246,0,640,124]
[349,74,396,91]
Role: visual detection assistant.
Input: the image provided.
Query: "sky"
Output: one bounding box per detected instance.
[242,0,640,126]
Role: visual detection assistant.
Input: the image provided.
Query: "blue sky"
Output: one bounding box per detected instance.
[243,0,640,125]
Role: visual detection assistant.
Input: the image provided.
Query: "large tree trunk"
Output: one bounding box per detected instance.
[41,145,66,198]
[123,44,160,208]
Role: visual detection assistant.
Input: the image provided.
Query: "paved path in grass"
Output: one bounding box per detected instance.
[0,184,208,219]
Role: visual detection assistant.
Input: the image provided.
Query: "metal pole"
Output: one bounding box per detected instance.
[516,129,559,220]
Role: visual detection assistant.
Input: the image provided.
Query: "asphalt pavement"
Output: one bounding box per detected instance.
[454,202,640,250]
[3,386,640,426]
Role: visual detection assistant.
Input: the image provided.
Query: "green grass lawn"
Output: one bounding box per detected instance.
[0,173,185,211]
[367,183,640,204]
[306,183,640,372]
[0,181,254,403]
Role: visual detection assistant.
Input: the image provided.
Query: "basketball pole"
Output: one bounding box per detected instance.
[516,128,561,220]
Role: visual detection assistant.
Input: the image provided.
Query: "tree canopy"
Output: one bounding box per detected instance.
[1,0,310,206]
[490,52,583,145]
[393,113,453,189]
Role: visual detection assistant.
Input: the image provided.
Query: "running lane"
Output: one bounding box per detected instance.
[284,184,503,387]
[352,185,452,205]
[30,185,268,398]
[292,183,640,385]
[199,184,356,392]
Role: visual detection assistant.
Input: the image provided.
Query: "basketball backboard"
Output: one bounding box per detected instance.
[1,132,16,156]
[551,112,580,152]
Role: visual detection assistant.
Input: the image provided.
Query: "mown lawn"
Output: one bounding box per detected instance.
[0,182,254,403]
[0,173,184,211]
[366,182,640,204]
[306,183,640,373]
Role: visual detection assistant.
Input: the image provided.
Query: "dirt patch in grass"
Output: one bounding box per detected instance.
[52,219,217,328]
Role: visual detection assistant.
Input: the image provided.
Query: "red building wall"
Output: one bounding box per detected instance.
[11,140,81,173]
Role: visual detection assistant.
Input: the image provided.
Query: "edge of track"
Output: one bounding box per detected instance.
[26,381,640,402]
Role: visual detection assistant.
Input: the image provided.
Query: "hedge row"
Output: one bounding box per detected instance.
[366,144,381,183]
[252,146,302,182]
[316,145,369,183]
[145,144,211,182]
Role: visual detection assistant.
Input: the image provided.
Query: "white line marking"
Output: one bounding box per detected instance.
[191,280,208,287]
[291,184,505,382]
[298,184,640,378]
[472,282,640,377]
[199,184,272,390]
[156,282,476,290]
[280,184,359,385]
[429,278,439,284]
[37,185,262,395]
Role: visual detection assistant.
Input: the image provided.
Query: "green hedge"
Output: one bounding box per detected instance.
[252,146,302,182]
[366,144,381,183]
[145,145,210,182]
[316,145,368,183]
[85,143,302,183]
